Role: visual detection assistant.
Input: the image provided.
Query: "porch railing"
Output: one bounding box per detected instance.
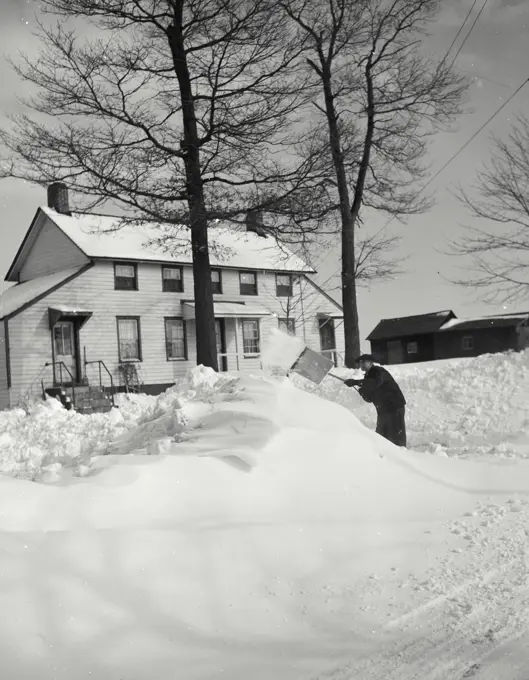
[321,349,339,366]
[84,359,116,407]
[45,361,76,405]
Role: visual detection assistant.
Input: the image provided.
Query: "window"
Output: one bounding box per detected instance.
[319,318,336,352]
[242,319,260,355]
[165,318,187,360]
[276,274,293,297]
[462,335,474,351]
[117,317,142,361]
[278,317,296,335]
[211,269,222,294]
[114,262,138,290]
[162,266,183,292]
[239,271,257,295]
[53,322,73,356]
[407,341,418,354]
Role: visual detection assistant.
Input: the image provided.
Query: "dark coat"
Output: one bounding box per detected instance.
[357,365,406,413]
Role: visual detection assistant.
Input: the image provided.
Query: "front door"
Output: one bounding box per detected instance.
[53,321,77,383]
[215,319,228,372]
[387,339,404,364]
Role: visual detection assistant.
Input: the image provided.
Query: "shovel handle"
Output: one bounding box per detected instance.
[329,373,361,392]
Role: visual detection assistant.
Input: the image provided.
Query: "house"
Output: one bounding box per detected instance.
[367,309,529,365]
[0,183,344,411]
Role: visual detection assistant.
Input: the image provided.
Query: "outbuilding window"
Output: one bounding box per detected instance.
[462,335,474,351]
[406,341,418,354]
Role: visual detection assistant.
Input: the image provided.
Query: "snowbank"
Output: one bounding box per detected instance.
[0,361,529,677]
[297,349,529,459]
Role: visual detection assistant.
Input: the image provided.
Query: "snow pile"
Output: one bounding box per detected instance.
[0,397,123,481]
[1,366,529,676]
[296,349,529,459]
[0,366,251,481]
[0,375,529,678]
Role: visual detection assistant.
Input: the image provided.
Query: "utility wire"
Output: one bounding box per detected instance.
[447,0,491,70]
[441,0,481,69]
[378,0,492,231]
[414,76,529,196]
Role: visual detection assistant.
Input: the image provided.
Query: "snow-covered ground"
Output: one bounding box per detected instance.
[0,350,529,678]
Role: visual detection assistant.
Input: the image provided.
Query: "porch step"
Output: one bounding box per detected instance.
[45,386,114,414]
[75,387,113,415]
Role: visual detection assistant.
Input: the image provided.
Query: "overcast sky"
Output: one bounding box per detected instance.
[0,0,528,348]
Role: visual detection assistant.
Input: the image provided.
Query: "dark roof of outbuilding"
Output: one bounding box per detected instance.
[367,310,456,341]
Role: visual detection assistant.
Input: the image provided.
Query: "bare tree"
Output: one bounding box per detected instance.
[0,0,325,370]
[280,0,468,366]
[450,116,529,303]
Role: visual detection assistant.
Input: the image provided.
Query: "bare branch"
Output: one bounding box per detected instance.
[448,116,529,303]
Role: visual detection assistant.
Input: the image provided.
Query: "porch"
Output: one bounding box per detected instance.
[44,305,116,413]
[181,301,272,372]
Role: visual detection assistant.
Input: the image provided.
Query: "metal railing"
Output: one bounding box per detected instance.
[85,359,116,407]
[45,361,76,405]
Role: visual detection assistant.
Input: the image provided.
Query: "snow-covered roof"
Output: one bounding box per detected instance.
[440,314,529,332]
[317,310,344,318]
[367,310,456,341]
[42,206,314,274]
[0,267,85,320]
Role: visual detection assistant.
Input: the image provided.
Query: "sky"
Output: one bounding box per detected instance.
[0,0,528,349]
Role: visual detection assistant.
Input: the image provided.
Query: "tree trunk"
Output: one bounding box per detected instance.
[321,66,361,366]
[347,56,376,365]
[168,7,218,371]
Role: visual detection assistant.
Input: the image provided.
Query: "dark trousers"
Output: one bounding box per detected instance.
[376,407,407,447]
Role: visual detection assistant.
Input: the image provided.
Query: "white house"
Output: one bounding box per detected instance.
[0,184,344,411]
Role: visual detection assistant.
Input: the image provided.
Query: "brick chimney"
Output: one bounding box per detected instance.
[245,209,266,237]
[47,182,71,215]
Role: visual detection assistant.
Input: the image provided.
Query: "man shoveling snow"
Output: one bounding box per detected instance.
[344,354,407,448]
[264,330,407,448]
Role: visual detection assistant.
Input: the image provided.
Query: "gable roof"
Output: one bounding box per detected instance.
[30,207,313,274]
[440,313,529,332]
[367,310,456,341]
[0,266,88,320]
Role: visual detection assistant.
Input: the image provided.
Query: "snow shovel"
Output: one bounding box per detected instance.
[288,346,360,390]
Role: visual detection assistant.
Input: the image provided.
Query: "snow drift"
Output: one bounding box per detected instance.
[0,353,529,678]
[297,349,529,458]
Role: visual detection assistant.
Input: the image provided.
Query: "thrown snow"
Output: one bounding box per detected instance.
[261,327,305,372]
[1,356,529,677]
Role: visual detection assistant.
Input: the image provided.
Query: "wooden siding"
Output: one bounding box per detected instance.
[371,334,435,365]
[0,321,10,410]
[516,324,529,350]
[434,327,518,360]
[19,217,89,282]
[7,262,344,401]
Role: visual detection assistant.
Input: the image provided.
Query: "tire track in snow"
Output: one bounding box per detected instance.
[310,508,529,680]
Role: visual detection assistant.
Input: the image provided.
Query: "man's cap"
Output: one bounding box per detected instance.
[356,354,375,363]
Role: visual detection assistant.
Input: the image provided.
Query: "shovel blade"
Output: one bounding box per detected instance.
[289,347,335,385]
